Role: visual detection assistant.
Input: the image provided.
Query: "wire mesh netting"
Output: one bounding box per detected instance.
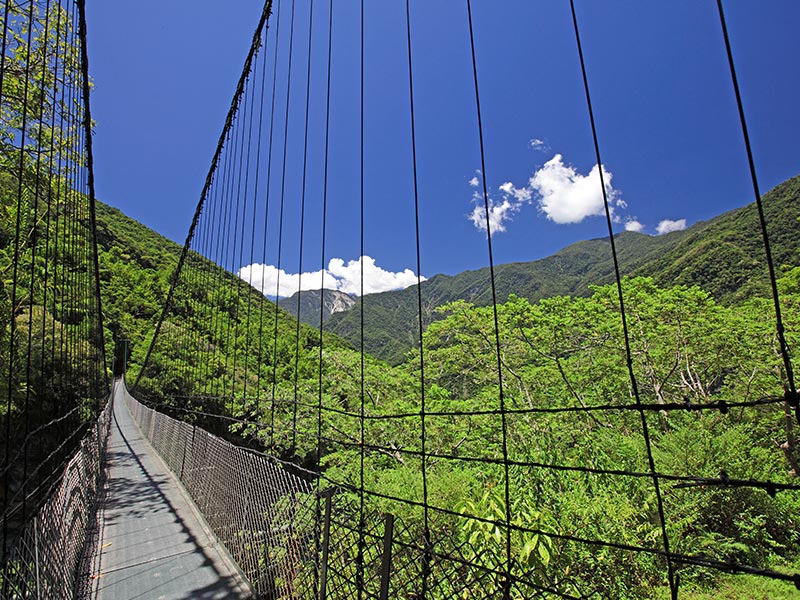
[125,388,319,598]
[1,397,111,599]
[0,0,108,595]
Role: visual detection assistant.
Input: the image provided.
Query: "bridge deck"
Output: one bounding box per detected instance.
[87,382,253,599]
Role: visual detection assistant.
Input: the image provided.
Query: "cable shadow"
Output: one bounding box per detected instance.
[89,398,252,599]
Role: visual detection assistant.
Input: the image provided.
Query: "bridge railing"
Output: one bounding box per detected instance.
[123,388,544,599]
[124,387,321,598]
[0,396,113,599]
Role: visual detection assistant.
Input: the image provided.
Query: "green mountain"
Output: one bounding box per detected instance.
[90,183,800,600]
[326,176,800,364]
[633,176,800,300]
[94,201,182,353]
[93,173,800,373]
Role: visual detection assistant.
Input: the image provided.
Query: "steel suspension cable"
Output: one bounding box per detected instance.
[3,0,37,558]
[292,0,314,454]
[217,98,244,399]
[201,146,228,398]
[242,20,272,402]
[210,132,234,400]
[568,1,677,597]
[715,0,797,419]
[402,1,432,595]
[134,0,275,392]
[230,63,259,401]
[189,163,213,396]
[191,85,234,402]
[315,1,334,594]
[1,0,106,571]
[256,0,282,420]
[207,127,235,400]
[465,3,514,595]
[231,57,264,406]
[270,0,297,448]
[76,0,108,395]
[51,0,73,409]
[61,3,79,399]
[184,215,202,392]
[39,0,66,429]
[357,0,366,594]
[22,0,54,530]
[223,60,252,402]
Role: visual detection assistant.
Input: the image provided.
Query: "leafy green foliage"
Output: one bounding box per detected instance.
[408,276,800,596]
[92,178,800,597]
[457,488,557,594]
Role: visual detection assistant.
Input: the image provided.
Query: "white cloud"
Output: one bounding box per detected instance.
[499,181,532,202]
[530,154,619,224]
[656,218,687,235]
[327,256,422,295]
[469,197,518,235]
[468,176,479,187]
[529,138,549,152]
[625,219,644,233]
[466,150,626,235]
[237,263,332,298]
[238,256,424,298]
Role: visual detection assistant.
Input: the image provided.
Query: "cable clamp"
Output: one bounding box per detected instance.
[764,482,777,498]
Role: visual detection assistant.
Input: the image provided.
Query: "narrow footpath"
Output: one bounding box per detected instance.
[88,382,253,599]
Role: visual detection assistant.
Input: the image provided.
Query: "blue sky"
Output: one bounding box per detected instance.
[86,1,800,298]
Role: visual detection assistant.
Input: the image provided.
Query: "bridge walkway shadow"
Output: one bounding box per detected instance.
[86,382,253,599]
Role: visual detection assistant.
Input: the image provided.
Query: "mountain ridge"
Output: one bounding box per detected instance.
[322,175,800,364]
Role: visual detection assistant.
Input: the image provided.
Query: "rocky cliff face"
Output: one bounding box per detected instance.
[277,288,357,326]
[326,290,357,315]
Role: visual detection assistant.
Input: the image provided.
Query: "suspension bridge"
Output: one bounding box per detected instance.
[1,0,800,598]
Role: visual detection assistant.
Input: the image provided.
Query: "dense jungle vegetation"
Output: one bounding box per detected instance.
[6,164,800,595]
[110,177,800,597]
[4,171,798,595]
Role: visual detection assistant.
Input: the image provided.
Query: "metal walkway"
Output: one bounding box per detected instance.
[87,382,253,599]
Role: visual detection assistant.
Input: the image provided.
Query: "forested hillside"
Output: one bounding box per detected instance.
[94,202,352,438]
[634,176,800,301]
[94,202,181,357]
[87,176,800,597]
[327,176,800,364]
